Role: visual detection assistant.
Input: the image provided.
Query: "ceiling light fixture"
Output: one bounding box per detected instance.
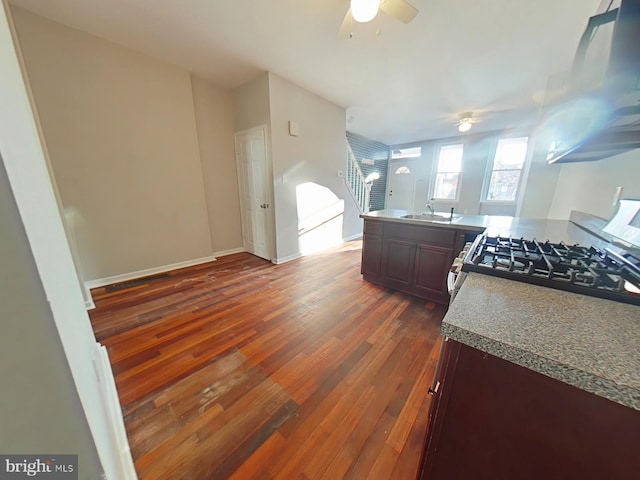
[351,0,380,23]
[458,120,472,133]
[457,111,474,132]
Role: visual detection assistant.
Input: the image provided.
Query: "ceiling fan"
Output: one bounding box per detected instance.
[456,112,482,133]
[338,0,419,38]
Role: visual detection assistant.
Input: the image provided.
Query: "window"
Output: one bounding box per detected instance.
[485,137,529,202]
[392,147,421,159]
[433,144,463,200]
[394,166,411,174]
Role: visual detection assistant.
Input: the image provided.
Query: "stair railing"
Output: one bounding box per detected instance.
[345,142,371,213]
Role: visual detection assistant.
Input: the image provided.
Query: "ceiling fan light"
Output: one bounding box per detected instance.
[351,0,380,23]
[458,121,472,132]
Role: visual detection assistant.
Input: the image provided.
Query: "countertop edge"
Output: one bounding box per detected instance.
[359,211,486,231]
[441,322,640,411]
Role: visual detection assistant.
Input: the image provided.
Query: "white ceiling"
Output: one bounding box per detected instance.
[10,0,602,145]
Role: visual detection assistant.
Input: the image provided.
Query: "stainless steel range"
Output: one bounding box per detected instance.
[462,235,640,306]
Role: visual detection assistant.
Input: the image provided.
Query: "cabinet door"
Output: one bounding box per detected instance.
[382,238,416,289]
[420,341,640,480]
[413,243,453,298]
[419,338,461,480]
[361,234,383,278]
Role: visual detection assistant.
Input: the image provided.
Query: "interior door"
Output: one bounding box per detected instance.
[387,162,416,210]
[235,127,272,261]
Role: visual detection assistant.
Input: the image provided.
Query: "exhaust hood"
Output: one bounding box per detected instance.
[540,0,640,164]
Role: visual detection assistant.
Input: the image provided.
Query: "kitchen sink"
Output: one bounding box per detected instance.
[402,213,458,222]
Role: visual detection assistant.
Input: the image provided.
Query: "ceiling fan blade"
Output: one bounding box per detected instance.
[380,0,418,24]
[337,8,353,38]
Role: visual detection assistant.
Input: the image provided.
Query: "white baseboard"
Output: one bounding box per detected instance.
[343,232,363,242]
[94,343,138,480]
[85,255,217,289]
[273,252,302,265]
[84,282,96,310]
[274,234,363,265]
[213,246,245,258]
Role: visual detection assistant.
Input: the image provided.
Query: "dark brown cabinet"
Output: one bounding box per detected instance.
[382,238,416,289]
[361,234,383,278]
[419,339,640,480]
[413,243,453,298]
[361,218,478,304]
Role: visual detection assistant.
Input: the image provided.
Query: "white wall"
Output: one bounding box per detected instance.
[232,72,275,258]
[0,158,103,479]
[232,72,362,262]
[12,8,214,282]
[393,128,640,222]
[547,148,640,220]
[392,131,528,217]
[517,133,563,219]
[191,74,243,254]
[268,72,362,261]
[1,3,132,476]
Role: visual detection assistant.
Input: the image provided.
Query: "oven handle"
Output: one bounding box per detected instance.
[447,271,457,296]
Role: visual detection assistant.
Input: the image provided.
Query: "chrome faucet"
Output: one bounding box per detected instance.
[426,202,435,215]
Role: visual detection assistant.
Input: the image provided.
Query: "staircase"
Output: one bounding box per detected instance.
[345,142,371,213]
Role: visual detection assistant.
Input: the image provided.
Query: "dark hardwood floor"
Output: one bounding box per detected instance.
[89,241,446,479]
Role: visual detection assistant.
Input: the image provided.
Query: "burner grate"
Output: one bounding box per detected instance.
[464,235,640,305]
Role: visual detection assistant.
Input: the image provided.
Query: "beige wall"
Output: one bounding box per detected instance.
[232,72,271,133]
[268,72,362,260]
[12,8,213,281]
[0,159,103,479]
[191,74,243,253]
[547,148,640,220]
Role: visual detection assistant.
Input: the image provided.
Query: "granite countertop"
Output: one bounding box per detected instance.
[360,209,512,232]
[361,209,611,243]
[443,273,640,410]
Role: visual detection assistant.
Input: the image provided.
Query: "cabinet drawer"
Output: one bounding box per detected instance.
[385,223,456,245]
[364,220,384,236]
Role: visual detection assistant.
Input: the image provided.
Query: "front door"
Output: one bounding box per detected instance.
[387,162,416,210]
[235,127,272,261]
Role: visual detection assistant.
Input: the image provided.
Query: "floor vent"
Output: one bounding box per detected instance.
[105,273,171,292]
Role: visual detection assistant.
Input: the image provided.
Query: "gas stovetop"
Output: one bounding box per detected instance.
[462,235,640,306]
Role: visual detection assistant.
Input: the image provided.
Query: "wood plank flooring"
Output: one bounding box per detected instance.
[89,241,446,479]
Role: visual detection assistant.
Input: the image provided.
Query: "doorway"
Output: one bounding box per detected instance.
[387,162,416,210]
[234,126,273,261]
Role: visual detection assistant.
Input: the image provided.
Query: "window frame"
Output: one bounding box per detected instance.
[481,136,530,205]
[430,142,465,203]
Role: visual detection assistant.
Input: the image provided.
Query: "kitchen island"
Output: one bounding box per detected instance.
[359,209,495,304]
